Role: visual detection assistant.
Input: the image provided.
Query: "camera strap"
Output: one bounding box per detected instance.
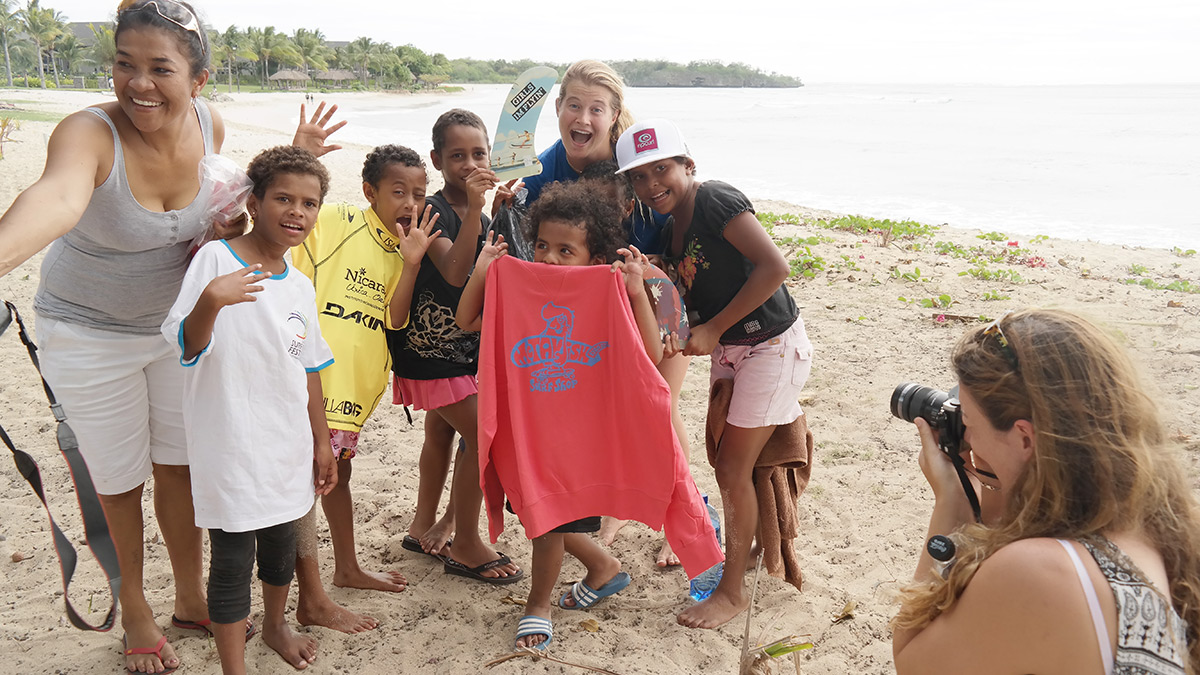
[949,452,983,523]
[0,301,121,631]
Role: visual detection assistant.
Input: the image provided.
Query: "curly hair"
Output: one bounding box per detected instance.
[362,144,425,188]
[579,159,633,204]
[528,181,625,264]
[893,308,1200,671]
[246,146,330,201]
[116,0,210,77]
[431,109,489,156]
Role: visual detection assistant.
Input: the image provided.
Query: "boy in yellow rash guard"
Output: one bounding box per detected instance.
[289,145,440,632]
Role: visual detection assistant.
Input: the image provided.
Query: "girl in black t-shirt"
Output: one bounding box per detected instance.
[616,119,815,631]
[387,109,523,585]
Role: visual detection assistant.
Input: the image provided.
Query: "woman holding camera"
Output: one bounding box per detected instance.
[892,309,1199,674]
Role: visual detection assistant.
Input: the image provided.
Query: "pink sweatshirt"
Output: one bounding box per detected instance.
[477,256,723,578]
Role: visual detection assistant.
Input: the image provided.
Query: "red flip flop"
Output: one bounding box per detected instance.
[123,634,178,674]
[171,614,257,641]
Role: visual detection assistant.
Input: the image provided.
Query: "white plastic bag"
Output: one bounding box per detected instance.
[189,154,253,252]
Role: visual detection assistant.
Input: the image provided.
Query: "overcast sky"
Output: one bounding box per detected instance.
[45,0,1200,84]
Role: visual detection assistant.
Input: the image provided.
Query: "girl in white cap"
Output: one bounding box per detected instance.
[617,119,815,629]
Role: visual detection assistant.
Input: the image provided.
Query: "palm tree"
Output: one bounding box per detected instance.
[291,28,331,78]
[52,33,82,82]
[209,25,256,93]
[16,0,63,89]
[0,0,17,86]
[86,23,115,82]
[369,41,398,89]
[245,26,299,86]
[339,36,374,86]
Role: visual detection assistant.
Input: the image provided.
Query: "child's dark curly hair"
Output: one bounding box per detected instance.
[579,159,633,204]
[246,146,330,201]
[362,144,425,187]
[528,181,625,263]
[432,109,489,156]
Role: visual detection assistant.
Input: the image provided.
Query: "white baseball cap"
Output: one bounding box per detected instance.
[615,119,691,174]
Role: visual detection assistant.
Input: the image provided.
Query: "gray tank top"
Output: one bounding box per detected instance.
[34,100,215,335]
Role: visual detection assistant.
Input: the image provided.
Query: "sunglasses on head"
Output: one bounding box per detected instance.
[981,311,1019,372]
[127,0,206,56]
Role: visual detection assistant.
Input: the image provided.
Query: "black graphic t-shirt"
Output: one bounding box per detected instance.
[663,181,797,346]
[387,192,489,380]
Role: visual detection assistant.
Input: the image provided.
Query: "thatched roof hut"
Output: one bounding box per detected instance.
[268,70,309,89]
[314,69,356,82]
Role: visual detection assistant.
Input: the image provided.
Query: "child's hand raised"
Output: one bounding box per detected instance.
[201,264,270,308]
[473,230,508,275]
[466,168,498,212]
[292,101,346,158]
[398,205,442,265]
[612,246,651,299]
[491,179,524,218]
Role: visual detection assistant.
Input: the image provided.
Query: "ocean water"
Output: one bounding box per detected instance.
[334,83,1200,251]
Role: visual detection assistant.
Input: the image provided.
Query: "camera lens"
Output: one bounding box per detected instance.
[891,383,951,424]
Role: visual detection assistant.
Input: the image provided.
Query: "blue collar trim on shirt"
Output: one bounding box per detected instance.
[221,240,289,280]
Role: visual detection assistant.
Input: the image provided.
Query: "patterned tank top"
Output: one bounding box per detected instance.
[1081,537,1187,674]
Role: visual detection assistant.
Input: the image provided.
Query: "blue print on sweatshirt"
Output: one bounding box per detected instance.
[510,302,607,392]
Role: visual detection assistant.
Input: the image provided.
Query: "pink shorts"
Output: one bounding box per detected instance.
[710,319,813,429]
[329,429,360,461]
[392,374,478,411]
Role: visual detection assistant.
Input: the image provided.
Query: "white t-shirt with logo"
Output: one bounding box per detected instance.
[163,240,334,532]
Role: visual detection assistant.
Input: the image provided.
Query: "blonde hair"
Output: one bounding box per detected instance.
[558,60,634,148]
[893,308,1200,671]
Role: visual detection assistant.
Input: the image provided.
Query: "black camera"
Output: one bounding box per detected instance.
[891,383,965,455]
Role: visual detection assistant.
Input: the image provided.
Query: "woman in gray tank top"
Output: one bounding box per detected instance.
[0,3,223,672]
[891,309,1199,673]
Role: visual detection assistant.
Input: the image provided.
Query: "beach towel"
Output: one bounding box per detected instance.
[706,378,813,589]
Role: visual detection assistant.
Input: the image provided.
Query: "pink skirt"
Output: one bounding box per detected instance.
[392,374,478,411]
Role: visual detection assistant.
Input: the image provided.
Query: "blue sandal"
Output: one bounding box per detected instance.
[558,571,631,609]
[514,615,553,651]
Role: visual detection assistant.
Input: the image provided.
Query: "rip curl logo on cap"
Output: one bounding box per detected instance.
[633,129,658,154]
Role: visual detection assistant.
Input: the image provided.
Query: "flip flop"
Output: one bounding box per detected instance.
[122,634,178,674]
[558,571,631,609]
[514,615,553,652]
[171,614,257,641]
[401,534,451,561]
[443,552,524,585]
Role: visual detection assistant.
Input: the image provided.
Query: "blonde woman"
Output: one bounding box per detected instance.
[893,309,1199,674]
[510,60,685,568]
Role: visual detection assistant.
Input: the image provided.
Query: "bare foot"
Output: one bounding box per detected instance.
[677,588,750,629]
[122,618,178,674]
[655,539,681,568]
[296,595,378,634]
[263,622,318,670]
[598,516,629,546]
[332,567,408,593]
[417,519,454,556]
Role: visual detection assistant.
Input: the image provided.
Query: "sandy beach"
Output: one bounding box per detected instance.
[1,89,1198,674]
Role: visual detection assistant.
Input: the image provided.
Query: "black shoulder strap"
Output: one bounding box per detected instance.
[0,301,121,631]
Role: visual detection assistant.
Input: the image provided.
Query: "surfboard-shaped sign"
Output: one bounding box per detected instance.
[489,66,558,181]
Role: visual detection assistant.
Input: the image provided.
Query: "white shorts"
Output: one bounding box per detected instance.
[710,318,813,429]
[36,315,188,495]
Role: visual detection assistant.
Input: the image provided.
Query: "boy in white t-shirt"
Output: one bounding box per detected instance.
[162,146,341,674]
